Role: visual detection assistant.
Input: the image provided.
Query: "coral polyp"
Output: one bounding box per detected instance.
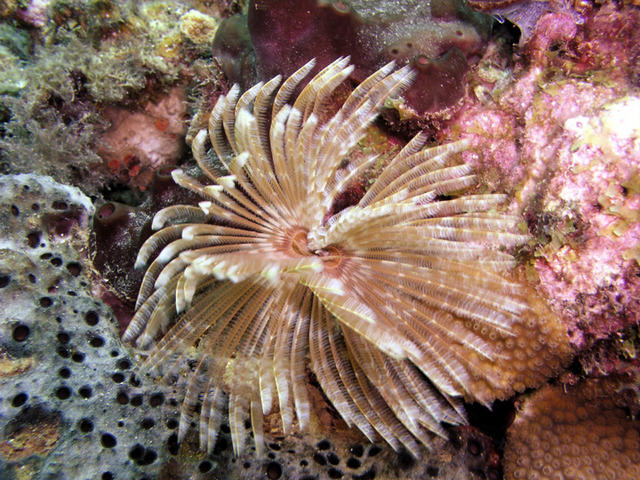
[504,378,640,480]
[124,58,571,457]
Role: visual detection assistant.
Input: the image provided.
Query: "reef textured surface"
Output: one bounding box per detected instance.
[504,377,640,479]
[125,56,570,461]
[1,1,640,480]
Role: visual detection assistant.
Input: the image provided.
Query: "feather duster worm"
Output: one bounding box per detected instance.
[124,58,571,457]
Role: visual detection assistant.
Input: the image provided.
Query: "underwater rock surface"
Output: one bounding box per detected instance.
[1,0,640,479]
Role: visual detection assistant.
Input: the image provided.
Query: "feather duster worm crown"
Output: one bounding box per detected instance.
[124,57,571,457]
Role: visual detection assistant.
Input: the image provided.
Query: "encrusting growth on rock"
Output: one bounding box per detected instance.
[124,57,572,457]
[504,378,640,480]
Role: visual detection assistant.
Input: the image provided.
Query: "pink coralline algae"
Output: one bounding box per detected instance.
[438,2,640,352]
[472,78,640,345]
[533,95,640,347]
[16,0,51,27]
[97,87,188,191]
[524,12,578,61]
[573,3,640,80]
[451,104,523,191]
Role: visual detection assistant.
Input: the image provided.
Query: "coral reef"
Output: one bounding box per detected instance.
[503,378,640,480]
[0,173,498,480]
[1,0,640,478]
[125,58,571,459]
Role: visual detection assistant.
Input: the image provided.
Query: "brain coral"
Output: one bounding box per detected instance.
[504,378,640,480]
[125,58,572,457]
